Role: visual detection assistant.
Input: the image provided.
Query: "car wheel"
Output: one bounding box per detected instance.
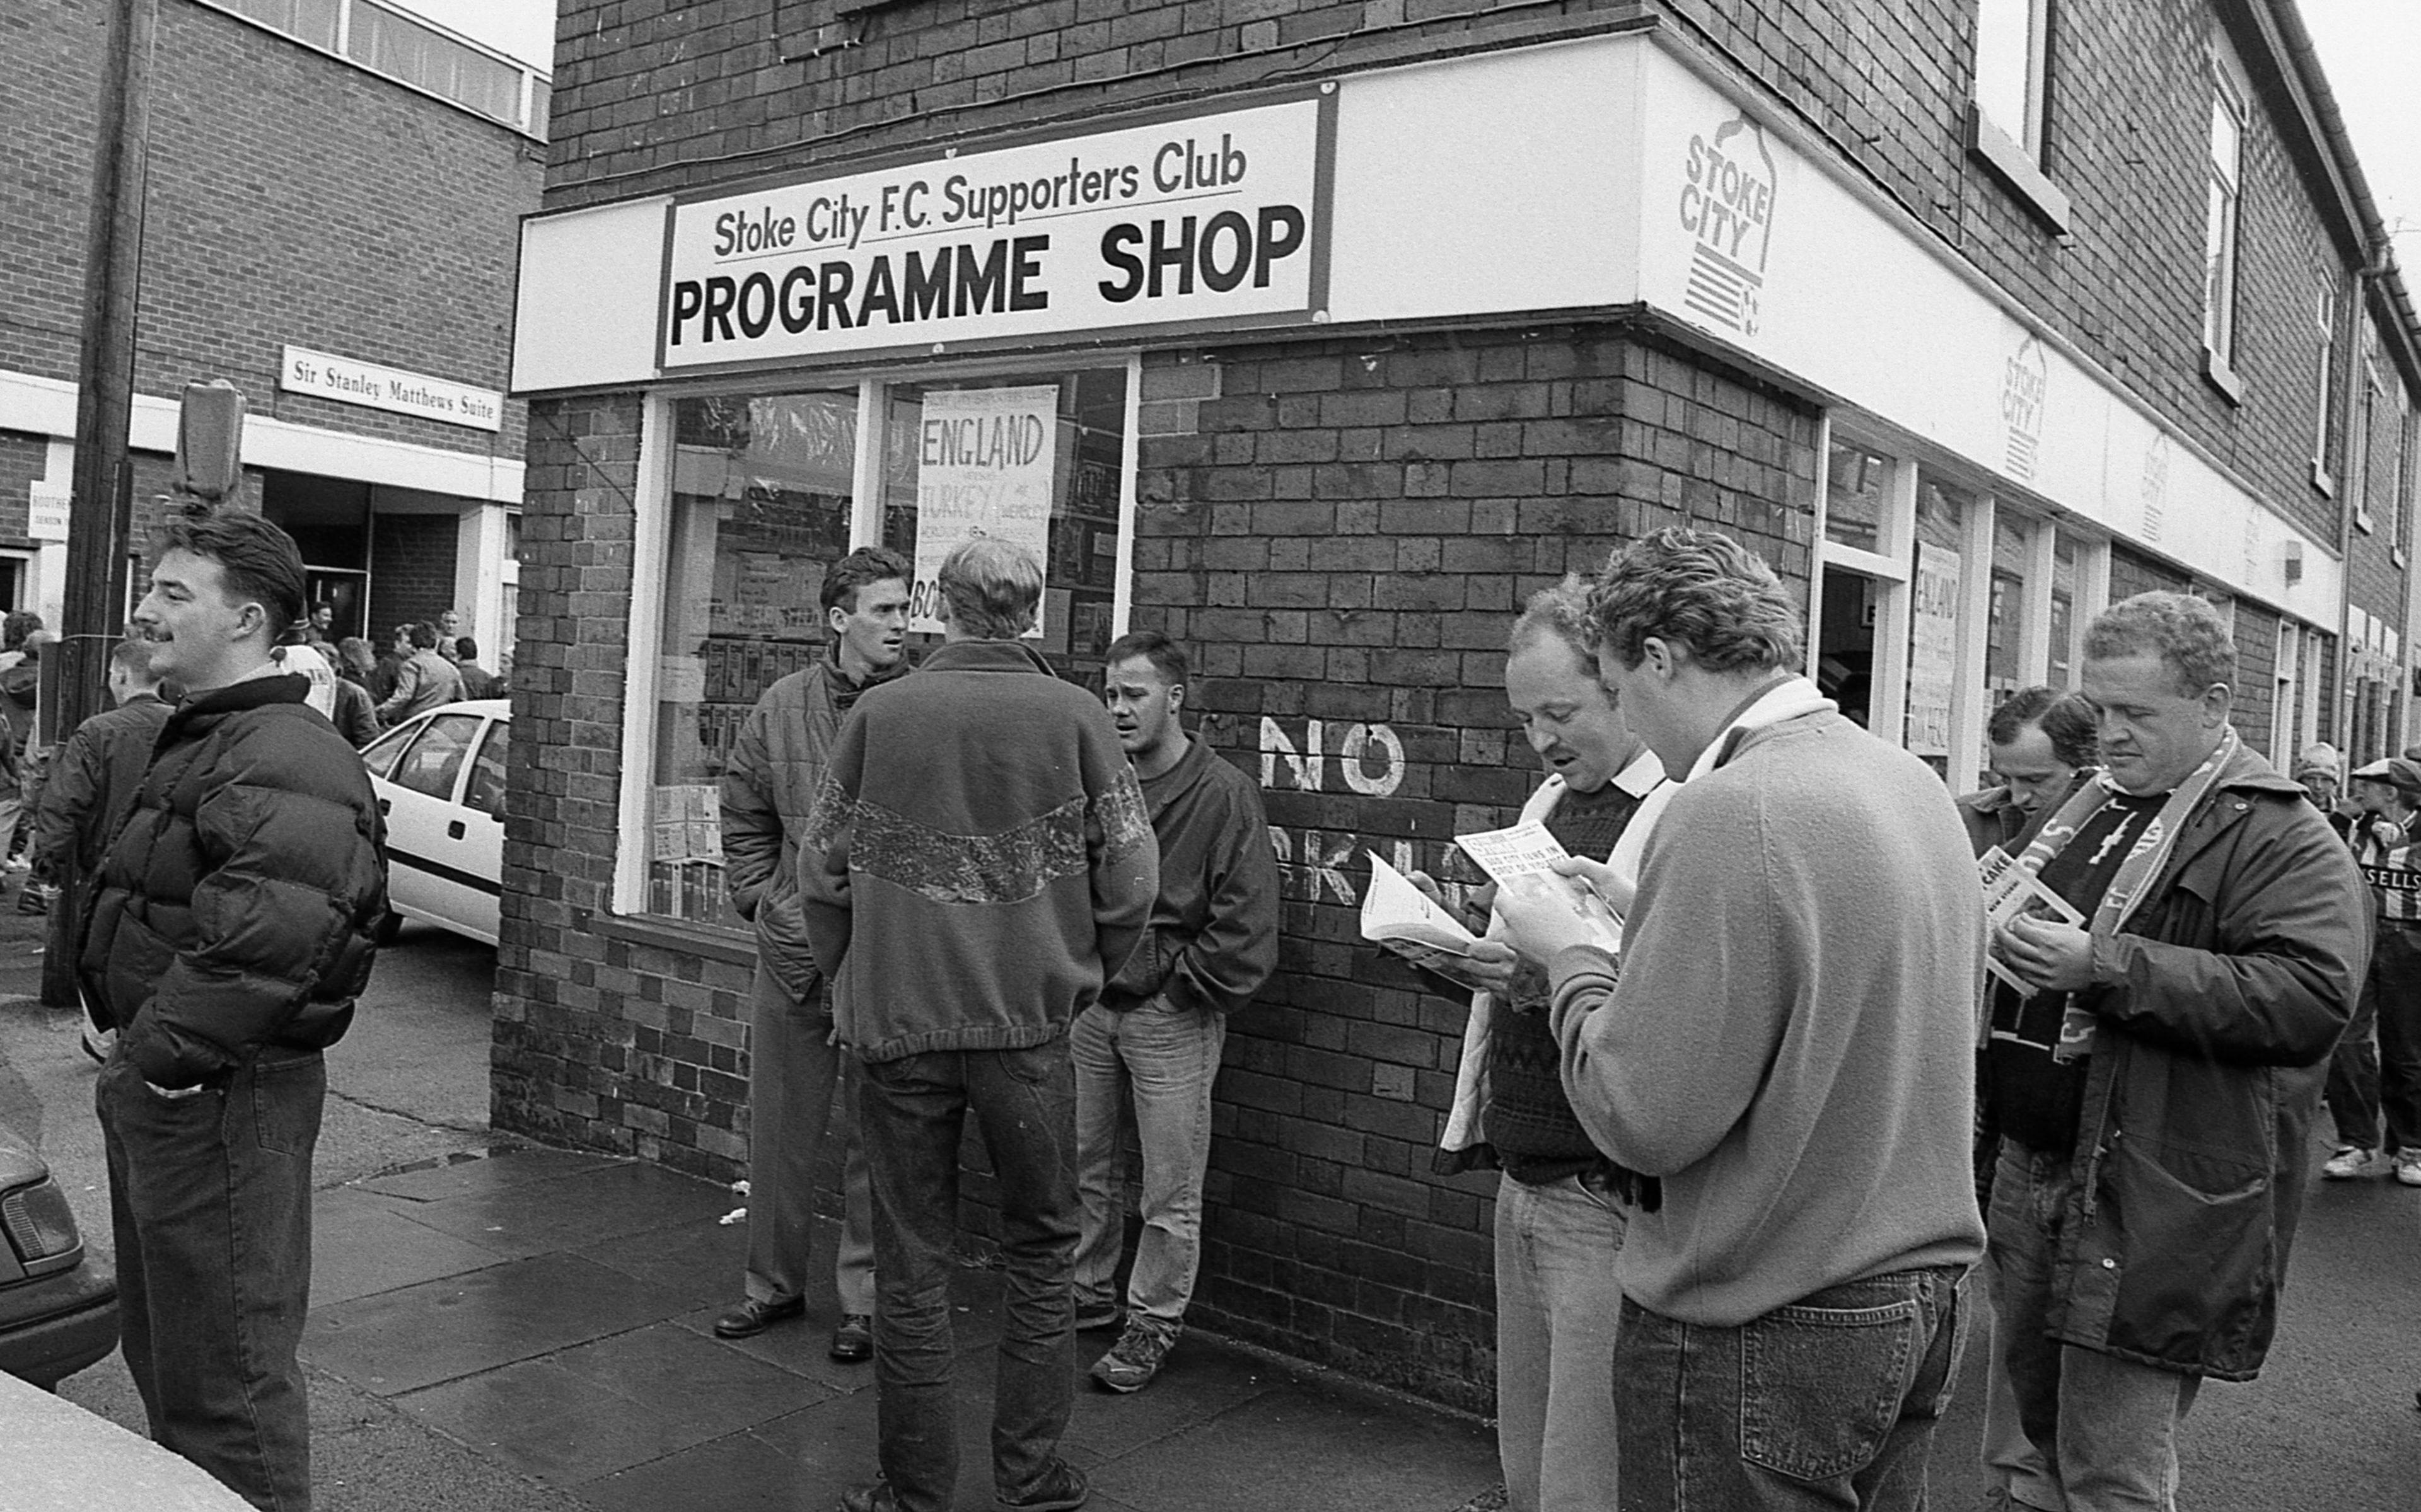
[373,909,404,945]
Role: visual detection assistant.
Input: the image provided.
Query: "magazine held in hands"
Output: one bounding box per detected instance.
[1977,845,2087,993]
[1454,821,1625,953]
[1359,853,1479,955]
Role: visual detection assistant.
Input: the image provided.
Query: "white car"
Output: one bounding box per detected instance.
[360,699,508,947]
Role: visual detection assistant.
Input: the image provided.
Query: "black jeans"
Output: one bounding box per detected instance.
[98,1048,325,1511]
[1613,1265,1970,1511]
[857,1042,1082,1512]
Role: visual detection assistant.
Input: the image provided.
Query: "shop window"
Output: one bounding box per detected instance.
[2047,529,2082,689]
[1983,510,2032,710]
[627,364,1134,933]
[1825,441,1893,553]
[2202,43,2250,380]
[878,369,1130,678]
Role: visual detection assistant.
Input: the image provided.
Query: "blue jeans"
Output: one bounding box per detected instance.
[742,964,874,1316]
[1988,1145,2200,1512]
[1493,1173,1623,1512]
[1613,1265,1968,1512]
[857,1042,1082,1512]
[1071,999,1224,1326]
[98,1048,325,1512]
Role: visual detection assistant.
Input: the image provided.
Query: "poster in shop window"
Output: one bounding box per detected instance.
[1906,541,1959,758]
[910,386,1060,636]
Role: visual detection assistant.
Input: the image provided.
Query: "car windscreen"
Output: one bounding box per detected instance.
[390,714,484,803]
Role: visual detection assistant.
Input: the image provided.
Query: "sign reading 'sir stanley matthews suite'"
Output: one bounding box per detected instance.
[660,94,1332,369]
[280,346,504,432]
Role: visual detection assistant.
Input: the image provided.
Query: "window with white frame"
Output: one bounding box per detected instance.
[202,0,550,139]
[627,364,1135,932]
[2203,45,2251,370]
[2313,276,2338,484]
[1975,0,2050,157]
[2352,355,2381,531]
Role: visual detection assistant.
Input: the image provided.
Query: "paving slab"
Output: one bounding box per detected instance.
[351,1155,735,1261]
[311,1184,514,1308]
[303,1250,694,1395]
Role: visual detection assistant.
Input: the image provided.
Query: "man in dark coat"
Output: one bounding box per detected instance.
[31,638,173,1054]
[1988,592,2367,1511]
[81,510,387,1511]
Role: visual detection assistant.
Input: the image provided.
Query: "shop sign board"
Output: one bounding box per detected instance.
[279,346,503,432]
[659,93,1332,371]
[1907,542,1960,758]
[909,386,1061,636]
[27,482,70,543]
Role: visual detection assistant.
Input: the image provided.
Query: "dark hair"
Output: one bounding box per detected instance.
[409,621,439,650]
[1105,630,1189,686]
[1507,574,1599,675]
[153,507,306,634]
[456,635,480,662]
[2,611,42,651]
[1588,527,1803,673]
[2084,592,2234,696]
[938,538,1042,639]
[821,546,914,617]
[1987,686,2098,768]
[337,636,377,679]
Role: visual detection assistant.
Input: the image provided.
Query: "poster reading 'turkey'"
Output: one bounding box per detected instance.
[910,385,1060,637]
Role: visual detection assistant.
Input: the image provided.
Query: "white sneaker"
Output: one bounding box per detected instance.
[2394,1149,2421,1187]
[2322,1146,2383,1179]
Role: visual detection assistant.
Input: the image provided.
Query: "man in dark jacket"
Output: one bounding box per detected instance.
[81,510,388,1512]
[1957,686,2097,859]
[32,638,173,1054]
[1073,632,1278,1394]
[712,546,910,1360]
[802,538,1156,1512]
[1989,592,2366,1512]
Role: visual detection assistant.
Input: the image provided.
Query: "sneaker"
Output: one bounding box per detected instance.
[838,1477,902,1512]
[2322,1146,2382,1179]
[2396,1149,2421,1187]
[79,1024,115,1065]
[1089,1317,1176,1394]
[999,1457,1088,1511]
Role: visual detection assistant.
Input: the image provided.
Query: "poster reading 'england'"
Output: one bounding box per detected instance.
[910,386,1060,636]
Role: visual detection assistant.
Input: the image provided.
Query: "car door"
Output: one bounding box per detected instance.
[453,717,508,944]
[378,712,491,942]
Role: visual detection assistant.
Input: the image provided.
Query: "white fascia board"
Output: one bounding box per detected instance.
[0,369,523,504]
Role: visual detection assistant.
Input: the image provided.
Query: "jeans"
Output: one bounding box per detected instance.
[1979,1247,2060,1511]
[2325,927,2421,1155]
[98,1048,326,1512]
[1071,998,1224,1326]
[858,1042,1082,1512]
[742,964,875,1316]
[1613,1265,1967,1512]
[1988,1145,2201,1512]
[1492,1172,1623,1512]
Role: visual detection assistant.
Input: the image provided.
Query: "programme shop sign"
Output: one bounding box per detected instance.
[659,92,1333,371]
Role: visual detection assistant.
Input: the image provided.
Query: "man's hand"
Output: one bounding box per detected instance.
[1553,854,1635,918]
[1383,938,1520,996]
[1996,915,2098,994]
[1494,874,1608,966]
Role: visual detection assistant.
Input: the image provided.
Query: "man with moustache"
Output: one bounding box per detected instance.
[1072,631,1279,1395]
[714,546,914,1361]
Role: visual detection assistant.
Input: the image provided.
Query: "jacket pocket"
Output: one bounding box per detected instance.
[1738,1294,1919,1482]
[2101,1134,2272,1367]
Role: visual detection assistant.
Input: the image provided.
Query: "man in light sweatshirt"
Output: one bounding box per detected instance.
[1497,527,1985,1512]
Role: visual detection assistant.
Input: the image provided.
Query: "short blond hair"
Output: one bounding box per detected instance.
[938,538,1043,640]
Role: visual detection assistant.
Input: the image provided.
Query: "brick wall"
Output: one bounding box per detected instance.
[2232,601,2279,749]
[3,0,538,463]
[368,514,461,634]
[0,432,45,547]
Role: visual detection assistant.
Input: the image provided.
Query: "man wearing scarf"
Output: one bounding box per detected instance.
[712,546,914,1360]
[1498,528,1983,1512]
[1987,591,2366,1512]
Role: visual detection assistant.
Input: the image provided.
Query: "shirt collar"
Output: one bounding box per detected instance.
[1611,746,1667,799]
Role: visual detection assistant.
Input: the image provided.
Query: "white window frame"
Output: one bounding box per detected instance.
[610,354,1146,922]
[1968,0,2070,231]
[2352,354,2382,534]
[2203,40,2252,389]
[2313,275,2338,492]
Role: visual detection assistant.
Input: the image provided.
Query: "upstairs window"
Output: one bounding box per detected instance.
[1969,0,2069,230]
[2203,47,2250,375]
[2314,276,2338,485]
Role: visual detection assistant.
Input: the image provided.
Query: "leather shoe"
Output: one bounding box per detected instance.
[838,1478,902,1512]
[712,1296,804,1339]
[829,1312,873,1362]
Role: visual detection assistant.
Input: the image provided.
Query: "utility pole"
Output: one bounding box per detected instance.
[59,0,160,744]
[47,0,159,1008]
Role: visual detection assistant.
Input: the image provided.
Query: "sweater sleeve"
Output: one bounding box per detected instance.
[1160,774,1280,1015]
[1547,788,1787,1177]
[796,710,866,978]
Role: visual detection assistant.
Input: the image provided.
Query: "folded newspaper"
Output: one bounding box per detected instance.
[1359,853,1478,955]
[1455,821,1624,952]
[1978,845,2087,993]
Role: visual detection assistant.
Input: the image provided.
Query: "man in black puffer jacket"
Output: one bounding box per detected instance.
[81,509,386,1512]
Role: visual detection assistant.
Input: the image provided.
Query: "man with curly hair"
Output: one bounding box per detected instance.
[1497,527,1983,1512]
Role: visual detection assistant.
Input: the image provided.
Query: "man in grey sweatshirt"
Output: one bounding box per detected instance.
[1498,527,1985,1512]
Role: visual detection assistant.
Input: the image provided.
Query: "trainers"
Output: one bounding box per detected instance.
[2323,1146,2382,1179]
[2396,1149,2421,1187]
[838,1477,902,1512]
[1089,1317,1176,1394]
[999,1457,1088,1511]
